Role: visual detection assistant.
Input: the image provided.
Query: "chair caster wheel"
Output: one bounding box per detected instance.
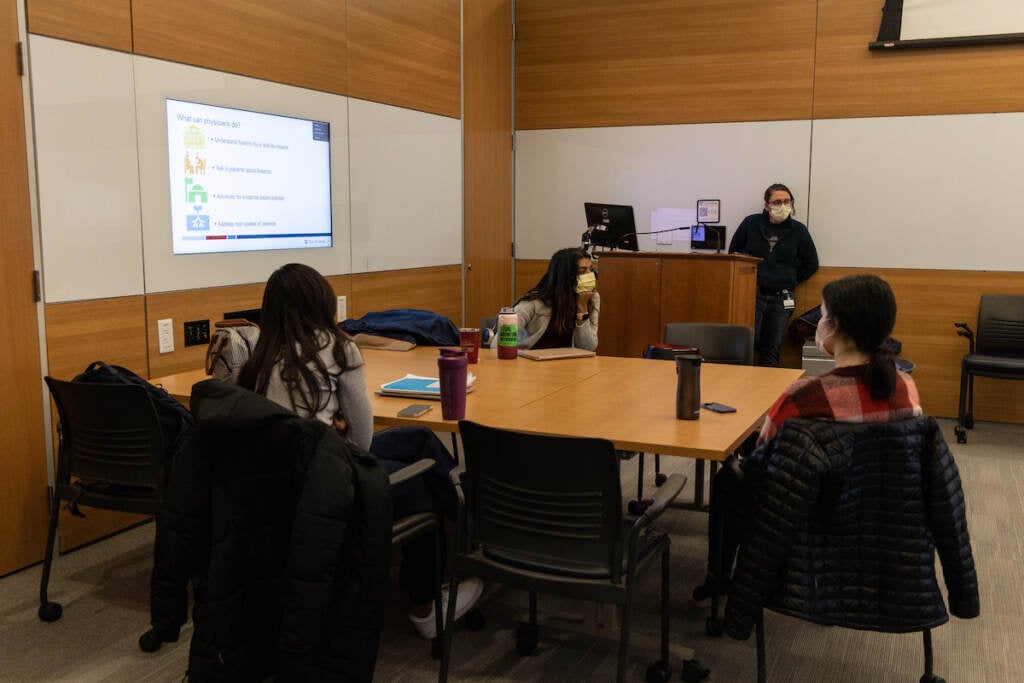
[138,625,180,653]
[920,675,945,683]
[655,473,668,487]
[705,617,723,637]
[681,658,710,682]
[464,608,486,631]
[645,659,671,683]
[628,500,649,516]
[516,622,539,656]
[964,414,974,429]
[38,602,63,622]
[955,427,967,444]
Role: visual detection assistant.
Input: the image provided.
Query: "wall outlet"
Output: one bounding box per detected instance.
[337,295,348,321]
[157,318,174,354]
[184,319,210,347]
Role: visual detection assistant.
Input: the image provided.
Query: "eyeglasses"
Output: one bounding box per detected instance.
[768,199,793,208]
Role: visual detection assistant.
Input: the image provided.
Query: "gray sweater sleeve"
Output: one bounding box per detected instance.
[337,342,373,452]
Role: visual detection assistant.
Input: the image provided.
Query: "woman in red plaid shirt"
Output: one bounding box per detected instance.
[692,274,922,602]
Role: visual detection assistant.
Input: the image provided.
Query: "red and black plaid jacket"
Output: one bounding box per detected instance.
[757,364,922,446]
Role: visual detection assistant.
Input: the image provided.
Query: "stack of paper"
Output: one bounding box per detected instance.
[379,373,477,399]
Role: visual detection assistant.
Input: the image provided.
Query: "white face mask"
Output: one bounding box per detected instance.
[815,317,834,357]
[769,204,792,223]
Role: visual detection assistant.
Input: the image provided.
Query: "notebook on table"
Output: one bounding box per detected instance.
[378,373,477,399]
[518,347,596,361]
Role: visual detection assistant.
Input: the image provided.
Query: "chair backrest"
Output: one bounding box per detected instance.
[976,294,1024,356]
[664,322,754,365]
[45,377,165,488]
[457,421,625,579]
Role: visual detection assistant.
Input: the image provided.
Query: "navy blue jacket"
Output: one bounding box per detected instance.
[728,211,818,291]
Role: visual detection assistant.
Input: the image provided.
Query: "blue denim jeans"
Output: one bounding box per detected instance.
[754,291,793,367]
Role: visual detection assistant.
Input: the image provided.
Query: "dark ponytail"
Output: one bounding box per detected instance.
[821,274,898,401]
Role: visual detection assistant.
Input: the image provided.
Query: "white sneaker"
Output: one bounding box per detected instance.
[409,577,484,639]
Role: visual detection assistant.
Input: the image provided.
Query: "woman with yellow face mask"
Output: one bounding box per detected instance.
[501,247,600,350]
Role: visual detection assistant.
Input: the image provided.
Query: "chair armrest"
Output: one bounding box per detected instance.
[637,473,687,526]
[388,458,433,487]
[954,322,975,354]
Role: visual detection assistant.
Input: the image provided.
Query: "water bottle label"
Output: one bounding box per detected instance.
[498,323,517,347]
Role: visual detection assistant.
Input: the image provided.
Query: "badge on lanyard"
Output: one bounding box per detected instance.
[782,289,795,310]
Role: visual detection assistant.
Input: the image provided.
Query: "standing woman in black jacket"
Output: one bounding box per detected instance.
[729,183,819,366]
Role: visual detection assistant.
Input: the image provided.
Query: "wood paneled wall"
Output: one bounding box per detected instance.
[25,0,132,51]
[463,0,514,325]
[1,0,49,577]
[132,0,348,96]
[27,0,462,118]
[812,0,1024,118]
[515,0,817,129]
[516,0,1024,128]
[347,0,460,118]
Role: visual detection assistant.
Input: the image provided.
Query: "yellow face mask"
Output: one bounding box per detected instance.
[575,271,597,294]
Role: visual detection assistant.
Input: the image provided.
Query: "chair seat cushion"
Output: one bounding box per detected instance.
[482,525,666,579]
[963,353,1024,374]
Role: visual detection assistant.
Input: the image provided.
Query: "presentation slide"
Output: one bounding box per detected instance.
[166,99,332,254]
[901,0,1024,41]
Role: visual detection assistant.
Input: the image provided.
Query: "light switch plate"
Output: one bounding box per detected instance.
[157,318,174,354]
[337,295,347,321]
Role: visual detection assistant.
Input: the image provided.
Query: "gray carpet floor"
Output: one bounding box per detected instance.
[0,418,1019,682]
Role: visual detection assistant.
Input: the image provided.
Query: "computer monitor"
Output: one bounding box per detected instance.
[690,224,726,252]
[584,202,639,251]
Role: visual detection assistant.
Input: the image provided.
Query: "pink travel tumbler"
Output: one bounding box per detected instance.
[437,349,468,420]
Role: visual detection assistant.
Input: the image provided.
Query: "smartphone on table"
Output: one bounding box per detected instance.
[701,402,737,414]
[397,403,433,418]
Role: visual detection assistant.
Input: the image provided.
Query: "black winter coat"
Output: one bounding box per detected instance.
[726,417,979,640]
[149,380,393,682]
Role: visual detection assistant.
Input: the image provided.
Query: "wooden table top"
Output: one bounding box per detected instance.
[151,346,802,461]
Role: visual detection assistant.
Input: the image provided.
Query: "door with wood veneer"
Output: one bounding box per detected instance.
[463,0,514,327]
[0,0,50,576]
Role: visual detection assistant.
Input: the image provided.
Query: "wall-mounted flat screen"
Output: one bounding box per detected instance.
[166,99,332,254]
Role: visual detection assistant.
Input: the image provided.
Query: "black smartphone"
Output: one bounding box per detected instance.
[701,402,737,414]
[397,403,433,418]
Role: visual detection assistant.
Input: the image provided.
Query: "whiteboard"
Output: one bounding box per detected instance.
[30,36,144,303]
[348,98,462,272]
[807,113,1024,270]
[515,121,812,260]
[29,36,463,301]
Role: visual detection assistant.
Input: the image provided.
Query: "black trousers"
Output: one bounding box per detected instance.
[706,458,752,581]
[373,426,457,605]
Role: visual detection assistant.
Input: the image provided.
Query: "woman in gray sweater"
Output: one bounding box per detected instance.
[238,263,481,640]
[503,247,600,350]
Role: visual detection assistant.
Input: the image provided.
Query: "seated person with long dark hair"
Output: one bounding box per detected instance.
[496,247,599,350]
[692,274,922,600]
[237,263,481,639]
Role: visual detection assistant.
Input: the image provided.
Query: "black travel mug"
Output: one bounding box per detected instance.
[675,351,702,420]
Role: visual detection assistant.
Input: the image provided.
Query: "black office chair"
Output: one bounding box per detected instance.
[953,294,1024,443]
[40,377,167,623]
[440,421,709,683]
[726,418,978,683]
[635,323,755,510]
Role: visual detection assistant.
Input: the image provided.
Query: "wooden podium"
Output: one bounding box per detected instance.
[594,251,760,357]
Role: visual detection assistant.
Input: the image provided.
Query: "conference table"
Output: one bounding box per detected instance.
[152,346,803,463]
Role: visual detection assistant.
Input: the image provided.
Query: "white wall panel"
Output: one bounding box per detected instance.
[514,121,812,261]
[30,36,144,303]
[348,98,462,272]
[133,55,352,292]
[808,114,1024,270]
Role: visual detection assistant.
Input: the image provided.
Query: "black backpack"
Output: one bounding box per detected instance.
[73,361,196,459]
